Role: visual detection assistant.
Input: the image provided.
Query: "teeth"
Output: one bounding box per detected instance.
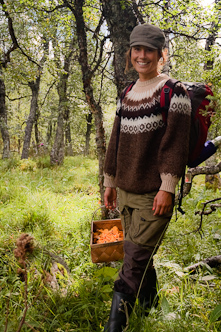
[138,62,148,65]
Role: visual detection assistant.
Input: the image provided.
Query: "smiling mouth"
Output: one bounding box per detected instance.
[137,61,150,66]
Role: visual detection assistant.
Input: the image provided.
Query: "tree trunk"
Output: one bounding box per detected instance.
[21,77,40,159]
[204,21,219,71]
[101,0,138,96]
[65,121,73,156]
[64,0,107,205]
[162,1,171,75]
[50,107,65,165]
[50,49,72,163]
[34,107,40,152]
[46,120,52,145]
[85,112,92,155]
[50,78,67,165]
[0,68,10,158]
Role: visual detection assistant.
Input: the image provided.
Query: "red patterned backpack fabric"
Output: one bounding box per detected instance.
[120,79,215,168]
[160,79,215,168]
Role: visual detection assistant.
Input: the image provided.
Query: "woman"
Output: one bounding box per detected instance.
[103,23,191,332]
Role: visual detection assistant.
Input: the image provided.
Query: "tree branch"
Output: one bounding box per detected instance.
[0,0,41,68]
[182,161,221,197]
[6,95,31,101]
[91,35,109,76]
[183,198,221,237]
[131,0,145,24]
[185,255,221,273]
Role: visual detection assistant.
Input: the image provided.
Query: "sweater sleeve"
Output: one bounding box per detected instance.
[103,99,121,188]
[158,82,191,194]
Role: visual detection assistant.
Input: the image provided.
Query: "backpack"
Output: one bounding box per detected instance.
[120,79,215,168]
[120,79,215,214]
[160,79,215,168]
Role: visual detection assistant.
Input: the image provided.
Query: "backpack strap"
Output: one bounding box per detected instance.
[117,81,136,117]
[177,172,186,215]
[160,78,180,123]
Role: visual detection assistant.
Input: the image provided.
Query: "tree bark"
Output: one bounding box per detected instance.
[101,0,138,96]
[46,121,52,145]
[162,0,171,75]
[177,161,221,200]
[0,68,10,158]
[34,107,40,149]
[65,121,73,156]
[204,22,219,70]
[85,112,93,155]
[50,75,67,165]
[50,45,73,163]
[21,77,40,159]
[50,106,65,165]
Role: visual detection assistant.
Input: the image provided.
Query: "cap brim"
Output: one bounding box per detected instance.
[130,41,158,49]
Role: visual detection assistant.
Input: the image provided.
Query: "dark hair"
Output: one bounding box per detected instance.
[124,48,167,73]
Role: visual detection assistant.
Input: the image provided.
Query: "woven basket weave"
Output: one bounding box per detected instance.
[90,218,124,263]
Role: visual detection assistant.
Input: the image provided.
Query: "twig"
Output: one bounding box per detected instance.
[195,203,221,216]
[184,197,221,237]
[24,322,39,332]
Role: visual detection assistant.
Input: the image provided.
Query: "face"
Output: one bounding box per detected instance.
[131,45,160,81]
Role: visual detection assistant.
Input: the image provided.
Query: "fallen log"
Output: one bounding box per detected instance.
[185,255,221,273]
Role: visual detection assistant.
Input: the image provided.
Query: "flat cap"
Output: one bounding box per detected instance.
[130,24,165,50]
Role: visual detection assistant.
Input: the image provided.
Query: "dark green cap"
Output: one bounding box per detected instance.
[130,24,165,50]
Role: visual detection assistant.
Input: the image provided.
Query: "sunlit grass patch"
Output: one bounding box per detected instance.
[0,156,220,331]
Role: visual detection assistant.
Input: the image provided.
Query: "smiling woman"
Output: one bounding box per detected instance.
[130,46,160,81]
[102,23,192,332]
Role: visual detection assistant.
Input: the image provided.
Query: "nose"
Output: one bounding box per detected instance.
[139,49,146,58]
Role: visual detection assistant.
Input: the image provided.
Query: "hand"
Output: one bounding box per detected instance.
[104,187,117,210]
[152,190,173,216]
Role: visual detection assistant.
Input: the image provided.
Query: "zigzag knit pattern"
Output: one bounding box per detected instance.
[104,74,191,194]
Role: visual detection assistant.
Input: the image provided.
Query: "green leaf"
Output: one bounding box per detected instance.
[161,296,171,315]
[101,285,113,293]
[209,304,221,323]
[94,267,118,279]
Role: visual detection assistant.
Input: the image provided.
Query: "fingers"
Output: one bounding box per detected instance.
[153,191,173,216]
[104,187,117,210]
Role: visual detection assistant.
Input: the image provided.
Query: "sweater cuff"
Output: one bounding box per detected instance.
[104,173,116,188]
[159,173,180,194]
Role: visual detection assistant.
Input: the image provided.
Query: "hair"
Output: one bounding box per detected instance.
[124,48,168,73]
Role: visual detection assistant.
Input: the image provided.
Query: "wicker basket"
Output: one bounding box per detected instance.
[90,218,124,263]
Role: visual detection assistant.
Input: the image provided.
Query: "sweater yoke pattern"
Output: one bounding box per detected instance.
[103,74,191,194]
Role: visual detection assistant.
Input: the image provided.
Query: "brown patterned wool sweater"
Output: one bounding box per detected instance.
[104,74,191,194]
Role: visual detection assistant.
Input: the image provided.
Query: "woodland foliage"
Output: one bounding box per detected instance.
[0,0,220,204]
[0,156,220,331]
[0,1,221,330]
[0,0,220,157]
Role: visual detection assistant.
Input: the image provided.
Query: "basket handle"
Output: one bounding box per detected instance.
[90,205,120,223]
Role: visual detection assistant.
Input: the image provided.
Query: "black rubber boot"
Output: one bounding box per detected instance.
[138,268,159,315]
[103,291,135,332]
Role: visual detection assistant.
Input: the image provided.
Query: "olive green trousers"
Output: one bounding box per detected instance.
[114,189,173,295]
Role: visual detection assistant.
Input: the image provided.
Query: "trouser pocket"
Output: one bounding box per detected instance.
[120,206,133,238]
[128,208,172,250]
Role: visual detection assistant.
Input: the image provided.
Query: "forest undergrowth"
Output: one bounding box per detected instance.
[0,155,220,332]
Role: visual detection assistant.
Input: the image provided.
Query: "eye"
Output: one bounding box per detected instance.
[133,46,141,51]
[145,47,155,53]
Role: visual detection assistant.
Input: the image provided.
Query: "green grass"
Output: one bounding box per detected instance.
[0,156,220,331]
